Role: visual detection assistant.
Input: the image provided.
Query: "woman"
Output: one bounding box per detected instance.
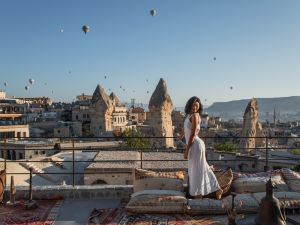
[183,96,222,199]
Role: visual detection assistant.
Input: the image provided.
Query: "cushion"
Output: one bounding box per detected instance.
[232,175,288,193]
[281,168,300,180]
[233,170,282,180]
[281,168,300,192]
[187,193,259,215]
[253,191,300,209]
[133,168,185,193]
[125,190,187,214]
[187,198,227,215]
[0,170,5,203]
[222,193,259,213]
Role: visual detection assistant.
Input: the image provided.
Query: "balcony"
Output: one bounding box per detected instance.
[0,136,300,224]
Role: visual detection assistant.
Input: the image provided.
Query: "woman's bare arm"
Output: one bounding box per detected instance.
[184,113,199,158]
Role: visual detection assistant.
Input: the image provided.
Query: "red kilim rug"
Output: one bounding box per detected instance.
[0,199,63,225]
[87,208,226,225]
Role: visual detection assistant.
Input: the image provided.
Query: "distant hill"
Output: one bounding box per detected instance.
[204,96,300,122]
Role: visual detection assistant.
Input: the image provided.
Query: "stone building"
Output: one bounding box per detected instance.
[84,151,187,185]
[129,107,146,124]
[53,121,82,137]
[172,110,184,135]
[239,98,265,153]
[89,85,128,136]
[89,85,114,136]
[146,78,174,148]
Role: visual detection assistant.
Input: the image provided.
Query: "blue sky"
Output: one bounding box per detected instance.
[1,0,300,107]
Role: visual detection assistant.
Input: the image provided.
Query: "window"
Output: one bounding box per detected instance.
[57,129,60,133]
[19,153,23,159]
[23,132,26,137]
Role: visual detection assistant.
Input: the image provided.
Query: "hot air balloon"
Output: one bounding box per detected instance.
[68,70,72,74]
[230,86,233,90]
[123,88,125,91]
[104,75,107,79]
[44,82,47,86]
[108,88,111,91]
[29,78,34,85]
[205,99,207,102]
[4,82,8,86]
[51,90,54,94]
[60,28,64,33]
[82,25,90,34]
[146,79,148,82]
[213,57,217,61]
[25,86,29,91]
[147,91,149,94]
[120,85,122,89]
[150,9,156,17]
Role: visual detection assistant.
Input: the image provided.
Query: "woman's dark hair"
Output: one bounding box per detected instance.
[184,96,203,115]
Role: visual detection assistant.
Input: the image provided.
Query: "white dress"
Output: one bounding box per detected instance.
[184,114,220,196]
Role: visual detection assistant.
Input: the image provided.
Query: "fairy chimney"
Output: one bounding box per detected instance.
[110,92,121,106]
[240,98,265,153]
[147,78,174,148]
[89,85,114,136]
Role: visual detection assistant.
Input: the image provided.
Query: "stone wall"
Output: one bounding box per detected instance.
[84,172,133,185]
[3,185,133,201]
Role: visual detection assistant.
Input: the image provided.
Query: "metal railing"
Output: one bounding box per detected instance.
[1,135,299,187]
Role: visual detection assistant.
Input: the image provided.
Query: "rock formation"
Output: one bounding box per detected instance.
[240,98,265,153]
[89,85,114,136]
[147,78,174,148]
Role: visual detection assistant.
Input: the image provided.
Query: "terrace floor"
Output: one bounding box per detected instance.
[54,199,121,225]
[52,199,298,225]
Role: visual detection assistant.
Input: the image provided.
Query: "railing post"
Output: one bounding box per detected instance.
[140,149,143,169]
[4,138,7,187]
[72,138,75,187]
[265,136,269,172]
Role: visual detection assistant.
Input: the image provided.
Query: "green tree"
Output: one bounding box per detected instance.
[291,149,300,155]
[214,142,237,153]
[122,129,150,151]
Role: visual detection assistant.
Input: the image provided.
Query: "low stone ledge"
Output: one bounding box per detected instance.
[4,185,133,201]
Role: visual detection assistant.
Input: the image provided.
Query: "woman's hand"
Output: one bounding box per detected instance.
[184,151,188,159]
[184,146,189,159]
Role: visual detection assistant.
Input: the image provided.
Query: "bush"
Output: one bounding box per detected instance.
[291,149,300,155]
[214,142,237,153]
[122,129,150,150]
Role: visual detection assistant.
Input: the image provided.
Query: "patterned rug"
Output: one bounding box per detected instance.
[87,208,226,225]
[0,199,63,225]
